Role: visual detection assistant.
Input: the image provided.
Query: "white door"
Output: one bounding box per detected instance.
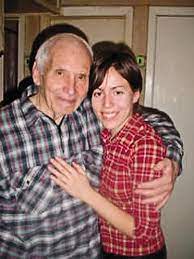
[145,7,194,259]
[51,6,133,46]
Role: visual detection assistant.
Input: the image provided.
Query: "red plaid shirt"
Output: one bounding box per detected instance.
[99,113,167,256]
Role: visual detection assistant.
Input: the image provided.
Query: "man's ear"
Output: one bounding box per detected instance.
[32,61,41,86]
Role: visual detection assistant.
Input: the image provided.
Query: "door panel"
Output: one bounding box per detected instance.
[0,0,4,102]
[4,19,18,99]
[145,7,194,259]
[51,6,133,46]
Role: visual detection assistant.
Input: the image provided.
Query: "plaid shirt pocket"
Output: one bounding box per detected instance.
[10,165,59,214]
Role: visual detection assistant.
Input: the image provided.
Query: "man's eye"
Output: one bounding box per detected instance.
[77,73,87,80]
[114,90,123,95]
[56,70,63,76]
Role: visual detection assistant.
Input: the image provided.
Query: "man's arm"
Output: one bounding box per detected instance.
[136,105,184,209]
[141,105,183,169]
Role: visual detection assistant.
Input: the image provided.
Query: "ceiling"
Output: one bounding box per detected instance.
[5,0,194,14]
[5,0,60,14]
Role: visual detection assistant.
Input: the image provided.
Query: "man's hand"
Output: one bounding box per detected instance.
[135,158,179,210]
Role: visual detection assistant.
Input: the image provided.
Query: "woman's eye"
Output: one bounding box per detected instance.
[93,91,102,97]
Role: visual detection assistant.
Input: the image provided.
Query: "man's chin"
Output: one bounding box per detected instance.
[59,98,84,114]
[61,105,78,115]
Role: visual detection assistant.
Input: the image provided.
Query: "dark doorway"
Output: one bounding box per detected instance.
[3,19,18,104]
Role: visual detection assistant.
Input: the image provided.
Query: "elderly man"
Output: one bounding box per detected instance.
[0,25,183,258]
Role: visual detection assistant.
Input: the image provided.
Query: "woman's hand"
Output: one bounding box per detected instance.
[48,157,93,202]
[48,157,134,237]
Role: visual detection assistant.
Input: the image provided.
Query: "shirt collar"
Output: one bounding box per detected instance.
[20,84,41,127]
[101,113,143,145]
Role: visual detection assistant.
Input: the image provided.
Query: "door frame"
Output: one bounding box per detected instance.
[0,14,25,102]
[0,0,4,102]
[5,14,25,85]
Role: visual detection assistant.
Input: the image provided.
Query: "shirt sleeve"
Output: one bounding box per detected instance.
[141,105,184,173]
[130,134,166,239]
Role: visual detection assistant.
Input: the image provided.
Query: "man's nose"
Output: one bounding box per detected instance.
[64,74,76,96]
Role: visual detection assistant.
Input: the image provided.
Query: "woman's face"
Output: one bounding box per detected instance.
[92,67,140,136]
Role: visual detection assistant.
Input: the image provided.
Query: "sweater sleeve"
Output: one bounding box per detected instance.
[140,105,183,173]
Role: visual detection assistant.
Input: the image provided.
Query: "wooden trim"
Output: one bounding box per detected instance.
[40,14,51,30]
[132,6,149,103]
[5,12,51,16]
[33,0,60,14]
[132,6,148,57]
[24,15,40,76]
[60,0,194,7]
[18,15,25,84]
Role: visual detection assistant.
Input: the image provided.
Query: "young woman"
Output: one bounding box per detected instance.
[48,44,167,259]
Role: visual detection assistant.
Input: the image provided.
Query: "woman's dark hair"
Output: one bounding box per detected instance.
[28,23,89,73]
[88,42,142,99]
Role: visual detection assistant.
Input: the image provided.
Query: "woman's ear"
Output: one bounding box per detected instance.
[132,90,140,104]
[32,61,41,86]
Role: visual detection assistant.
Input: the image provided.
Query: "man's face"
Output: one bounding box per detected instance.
[33,38,91,116]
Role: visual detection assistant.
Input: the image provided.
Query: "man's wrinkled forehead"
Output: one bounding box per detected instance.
[64,33,93,58]
[36,33,93,61]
